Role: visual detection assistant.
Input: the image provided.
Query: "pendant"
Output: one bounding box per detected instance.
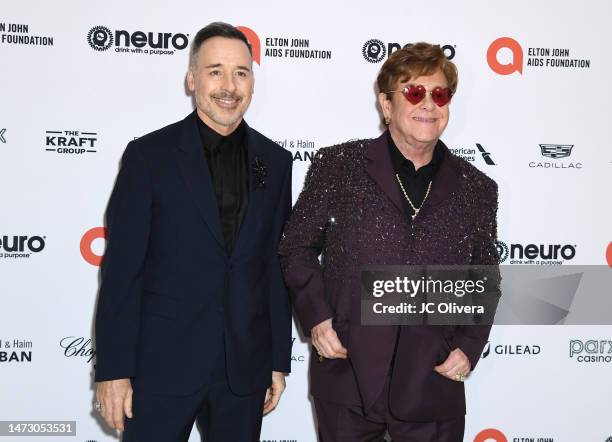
[411,209,419,220]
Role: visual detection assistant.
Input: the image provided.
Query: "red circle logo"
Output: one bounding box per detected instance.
[606,242,612,267]
[487,37,523,75]
[80,227,107,266]
[474,428,508,442]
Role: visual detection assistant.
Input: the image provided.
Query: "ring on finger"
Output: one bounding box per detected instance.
[454,372,467,382]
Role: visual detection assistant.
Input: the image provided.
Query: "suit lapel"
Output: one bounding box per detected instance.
[231,124,266,257]
[173,112,226,250]
[365,132,404,214]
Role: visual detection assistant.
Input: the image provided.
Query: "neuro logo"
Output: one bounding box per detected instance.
[236,25,261,65]
[87,26,113,51]
[474,428,508,442]
[496,241,509,263]
[80,227,107,266]
[539,144,573,159]
[487,37,523,75]
[362,39,454,63]
[362,39,386,63]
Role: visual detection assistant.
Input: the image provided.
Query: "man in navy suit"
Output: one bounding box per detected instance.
[94,22,293,442]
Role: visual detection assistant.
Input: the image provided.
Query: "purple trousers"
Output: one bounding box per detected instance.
[314,376,464,442]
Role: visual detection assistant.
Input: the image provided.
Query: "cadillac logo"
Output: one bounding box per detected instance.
[539,144,573,159]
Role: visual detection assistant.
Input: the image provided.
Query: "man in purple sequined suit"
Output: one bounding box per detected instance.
[279,43,499,441]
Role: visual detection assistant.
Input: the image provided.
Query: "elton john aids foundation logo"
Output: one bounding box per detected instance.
[474,428,508,442]
[487,36,591,75]
[487,37,523,75]
[80,227,107,266]
[237,25,332,64]
[236,26,261,65]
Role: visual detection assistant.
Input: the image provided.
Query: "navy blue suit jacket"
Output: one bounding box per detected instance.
[94,112,293,396]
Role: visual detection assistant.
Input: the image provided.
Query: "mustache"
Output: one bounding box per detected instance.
[211,91,242,100]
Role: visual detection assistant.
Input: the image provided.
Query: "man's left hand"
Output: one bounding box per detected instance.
[263,371,286,415]
[434,348,471,382]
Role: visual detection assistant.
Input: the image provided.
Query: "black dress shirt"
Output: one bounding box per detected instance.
[197,117,249,253]
[387,131,445,221]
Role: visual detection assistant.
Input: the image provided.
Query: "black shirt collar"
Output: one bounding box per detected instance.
[386,131,444,178]
[197,116,246,152]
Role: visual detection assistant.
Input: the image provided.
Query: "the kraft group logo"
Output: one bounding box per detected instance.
[80,227,107,266]
[487,36,591,75]
[45,129,98,155]
[474,428,507,442]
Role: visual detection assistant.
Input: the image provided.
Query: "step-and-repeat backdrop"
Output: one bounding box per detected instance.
[1,1,611,441]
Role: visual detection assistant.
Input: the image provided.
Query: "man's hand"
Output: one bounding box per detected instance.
[311,318,348,360]
[263,371,286,415]
[96,378,133,431]
[434,348,471,381]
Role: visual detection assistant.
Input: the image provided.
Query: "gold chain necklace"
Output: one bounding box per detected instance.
[395,174,432,220]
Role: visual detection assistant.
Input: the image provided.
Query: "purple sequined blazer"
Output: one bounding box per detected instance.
[279,131,499,422]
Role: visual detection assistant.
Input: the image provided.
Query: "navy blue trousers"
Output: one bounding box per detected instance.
[122,347,266,442]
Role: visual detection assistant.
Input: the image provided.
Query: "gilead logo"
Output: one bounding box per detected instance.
[474,428,508,442]
[487,37,523,75]
[236,25,261,65]
[80,227,107,266]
